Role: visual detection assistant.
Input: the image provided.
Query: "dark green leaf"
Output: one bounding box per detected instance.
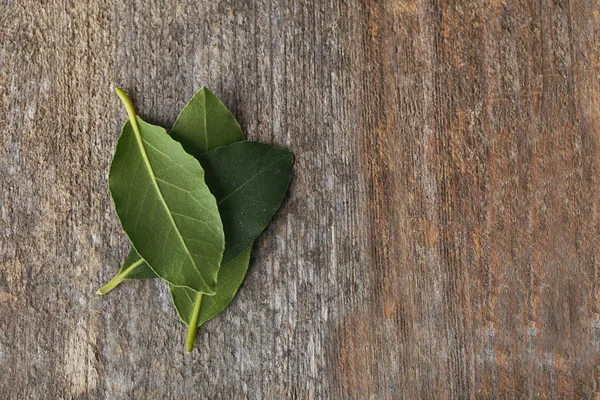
[178,141,292,351]
[200,141,294,263]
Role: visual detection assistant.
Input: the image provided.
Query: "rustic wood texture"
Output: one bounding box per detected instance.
[1,0,600,398]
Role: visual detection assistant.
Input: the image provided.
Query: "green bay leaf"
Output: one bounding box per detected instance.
[108,90,224,295]
[99,89,294,351]
[100,87,244,294]
[170,87,244,158]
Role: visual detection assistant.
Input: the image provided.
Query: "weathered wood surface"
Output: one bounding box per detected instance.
[1,0,600,398]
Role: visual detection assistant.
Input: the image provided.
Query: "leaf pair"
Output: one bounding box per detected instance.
[99,87,293,352]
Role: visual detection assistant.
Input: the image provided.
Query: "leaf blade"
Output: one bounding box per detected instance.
[200,141,293,262]
[99,86,245,295]
[170,87,245,157]
[109,117,224,294]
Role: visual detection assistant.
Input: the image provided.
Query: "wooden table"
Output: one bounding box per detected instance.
[2,1,599,398]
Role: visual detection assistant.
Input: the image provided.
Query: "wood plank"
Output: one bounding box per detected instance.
[1,0,599,398]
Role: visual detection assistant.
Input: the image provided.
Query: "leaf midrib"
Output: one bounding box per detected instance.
[130,117,210,290]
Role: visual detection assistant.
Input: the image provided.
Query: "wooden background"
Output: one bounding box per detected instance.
[1,0,600,398]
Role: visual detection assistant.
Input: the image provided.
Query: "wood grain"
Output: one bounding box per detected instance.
[1,0,600,398]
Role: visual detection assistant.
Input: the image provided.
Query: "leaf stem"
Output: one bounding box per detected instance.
[96,259,144,295]
[96,273,125,295]
[185,292,204,352]
[115,88,139,129]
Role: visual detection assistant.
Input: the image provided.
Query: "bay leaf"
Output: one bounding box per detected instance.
[99,87,244,293]
[170,87,244,158]
[109,89,224,295]
[199,141,293,262]
[101,90,293,352]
